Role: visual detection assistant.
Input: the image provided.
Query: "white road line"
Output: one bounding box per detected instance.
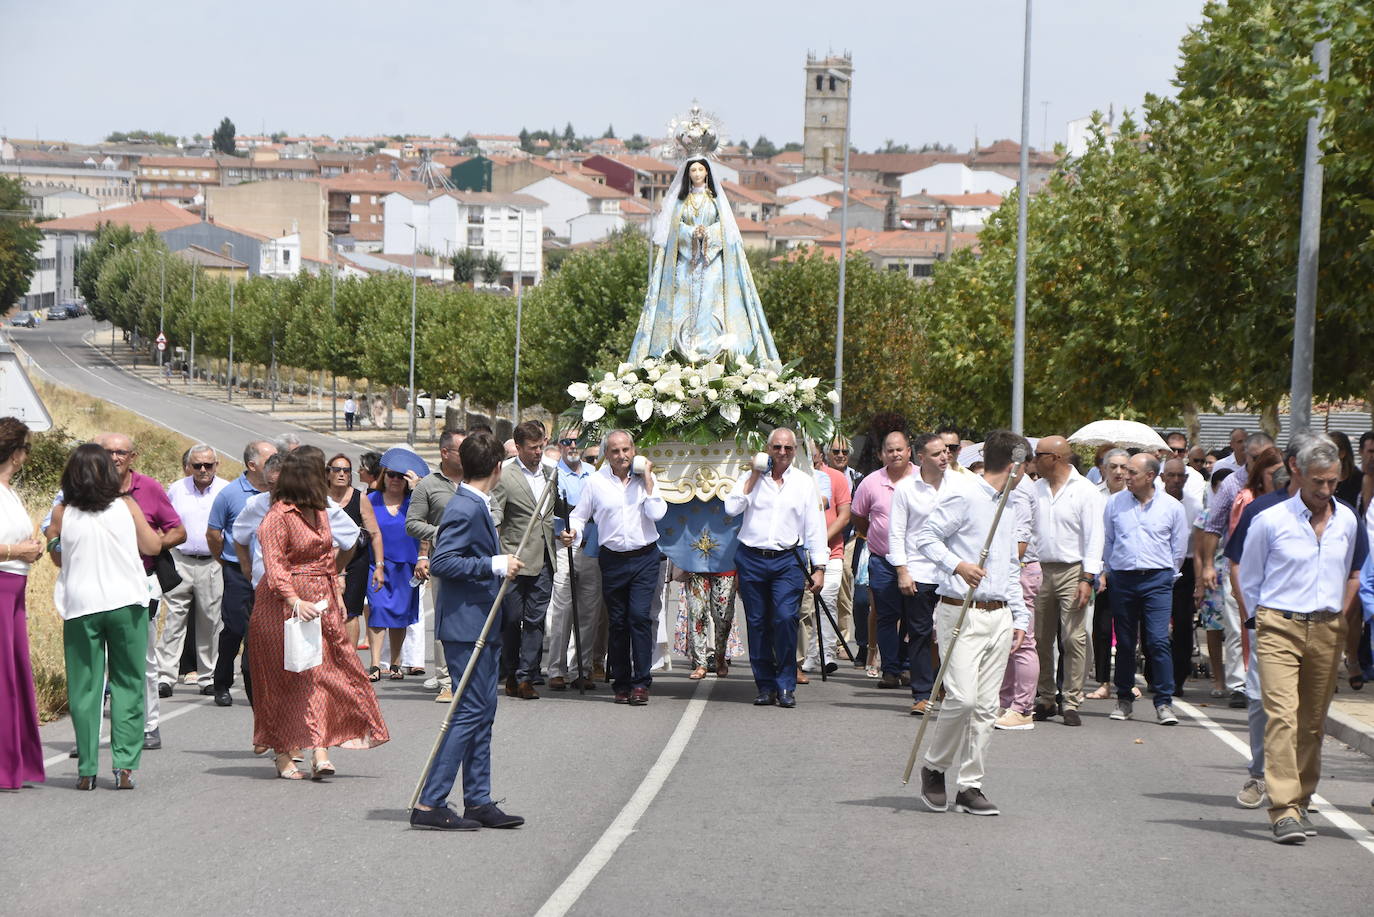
[534,678,715,917]
[1174,697,1374,856]
[42,698,210,768]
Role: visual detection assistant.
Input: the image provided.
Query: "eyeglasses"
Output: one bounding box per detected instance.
[770,445,796,452]
[190,462,216,471]
[328,465,352,474]
[1033,452,1057,459]
[559,438,576,446]
[384,471,405,480]
[105,449,133,458]
[830,448,849,455]
[945,445,961,454]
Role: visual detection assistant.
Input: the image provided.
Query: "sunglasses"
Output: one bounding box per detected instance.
[830,448,849,455]
[946,445,961,454]
[385,471,406,480]
[190,462,216,471]
[770,445,796,452]
[559,438,576,446]
[329,465,352,474]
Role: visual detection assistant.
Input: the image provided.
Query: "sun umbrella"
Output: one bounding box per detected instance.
[1068,420,1168,452]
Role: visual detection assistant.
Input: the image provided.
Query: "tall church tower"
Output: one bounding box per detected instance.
[803,52,852,175]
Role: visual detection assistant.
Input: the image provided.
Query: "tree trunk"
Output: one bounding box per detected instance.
[1183,401,1200,445]
[1260,402,1281,439]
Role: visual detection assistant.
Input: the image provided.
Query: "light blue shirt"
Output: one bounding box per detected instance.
[1239,494,1359,618]
[1358,554,1374,622]
[231,493,359,587]
[208,474,262,563]
[1102,488,1189,576]
[553,458,599,557]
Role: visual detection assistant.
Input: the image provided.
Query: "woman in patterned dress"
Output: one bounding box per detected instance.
[248,451,389,780]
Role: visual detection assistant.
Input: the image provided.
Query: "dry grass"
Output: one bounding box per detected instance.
[22,380,245,722]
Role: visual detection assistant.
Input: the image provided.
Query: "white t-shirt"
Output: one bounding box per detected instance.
[54,500,151,620]
[0,482,34,577]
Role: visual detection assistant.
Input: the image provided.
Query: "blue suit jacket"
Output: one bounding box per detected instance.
[431,487,503,644]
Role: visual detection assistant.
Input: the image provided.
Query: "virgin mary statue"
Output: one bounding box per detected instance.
[628,106,779,363]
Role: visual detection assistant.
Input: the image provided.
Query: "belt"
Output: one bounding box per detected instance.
[1256,605,1341,622]
[739,543,798,560]
[600,542,657,559]
[176,551,213,560]
[939,596,1007,610]
[1116,568,1170,576]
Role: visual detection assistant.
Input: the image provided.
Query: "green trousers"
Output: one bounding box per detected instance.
[64,604,147,776]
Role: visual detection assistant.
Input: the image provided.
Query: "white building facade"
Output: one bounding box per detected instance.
[898,163,1017,198]
[383,190,545,286]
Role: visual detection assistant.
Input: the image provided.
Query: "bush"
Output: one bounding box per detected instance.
[14,427,78,503]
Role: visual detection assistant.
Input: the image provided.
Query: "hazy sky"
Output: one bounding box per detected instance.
[1,0,1206,151]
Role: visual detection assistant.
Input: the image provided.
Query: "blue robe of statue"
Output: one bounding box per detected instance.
[628,188,779,363]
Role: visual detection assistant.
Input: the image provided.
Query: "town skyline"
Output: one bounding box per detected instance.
[2,0,1206,152]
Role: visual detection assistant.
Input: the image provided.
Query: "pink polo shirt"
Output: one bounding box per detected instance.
[850,464,914,558]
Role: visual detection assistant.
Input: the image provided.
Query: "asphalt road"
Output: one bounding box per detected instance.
[6,316,1374,915]
[10,315,360,459]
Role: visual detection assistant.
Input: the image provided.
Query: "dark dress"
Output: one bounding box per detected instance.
[339,488,370,619]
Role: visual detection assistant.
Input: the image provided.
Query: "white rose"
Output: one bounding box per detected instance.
[738,361,753,375]
[653,377,674,395]
[647,369,661,381]
[704,389,718,402]
[701,362,724,382]
[617,390,634,405]
[583,403,607,422]
[764,370,778,383]
[617,362,634,376]
[798,377,819,391]
[740,381,755,395]
[635,398,654,422]
[567,381,591,400]
[603,372,616,383]
[761,391,780,405]
[719,401,741,424]
[826,390,840,404]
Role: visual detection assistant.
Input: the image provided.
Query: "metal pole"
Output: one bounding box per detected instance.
[832,68,853,424]
[1290,30,1329,434]
[158,252,166,368]
[227,277,235,402]
[1011,0,1032,435]
[513,210,524,423]
[408,226,418,444]
[189,266,197,382]
[328,231,338,432]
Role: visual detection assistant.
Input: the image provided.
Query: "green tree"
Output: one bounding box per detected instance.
[603,124,616,139]
[449,248,478,283]
[75,222,135,320]
[105,129,178,146]
[518,127,532,152]
[479,251,505,283]
[625,133,649,152]
[752,136,778,158]
[0,176,42,310]
[212,118,236,155]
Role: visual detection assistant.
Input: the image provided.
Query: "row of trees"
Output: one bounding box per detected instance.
[0,176,42,309]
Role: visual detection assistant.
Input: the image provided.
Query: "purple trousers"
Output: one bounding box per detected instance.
[0,571,44,788]
[999,562,1042,715]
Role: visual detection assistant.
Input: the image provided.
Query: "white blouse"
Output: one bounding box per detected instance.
[54,500,150,620]
[0,482,33,576]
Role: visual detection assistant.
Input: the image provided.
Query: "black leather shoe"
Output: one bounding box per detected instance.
[410,805,480,831]
[1229,691,1248,709]
[142,728,161,750]
[199,685,216,696]
[776,690,796,708]
[214,690,233,707]
[877,673,901,689]
[899,671,911,686]
[68,747,79,759]
[157,683,173,698]
[824,661,839,675]
[1032,700,1058,721]
[753,691,777,706]
[464,803,524,828]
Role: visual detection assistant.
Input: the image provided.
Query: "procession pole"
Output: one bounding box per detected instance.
[901,447,1026,785]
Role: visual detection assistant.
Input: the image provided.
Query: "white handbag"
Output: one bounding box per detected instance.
[284,601,326,672]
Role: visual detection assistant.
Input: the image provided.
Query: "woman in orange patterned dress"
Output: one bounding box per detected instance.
[248,451,389,780]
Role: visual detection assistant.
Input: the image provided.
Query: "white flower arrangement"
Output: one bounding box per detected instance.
[562,349,836,449]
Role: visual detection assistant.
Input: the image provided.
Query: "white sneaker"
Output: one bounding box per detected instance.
[1156,705,1179,726]
[422,676,440,690]
[994,710,1034,731]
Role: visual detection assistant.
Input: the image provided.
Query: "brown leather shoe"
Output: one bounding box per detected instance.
[910,699,930,716]
[628,687,649,706]
[517,681,539,700]
[548,676,567,691]
[715,659,729,677]
[505,676,519,697]
[570,676,598,691]
[593,663,607,681]
[796,668,811,685]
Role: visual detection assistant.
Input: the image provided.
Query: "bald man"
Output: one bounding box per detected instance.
[1029,435,1104,726]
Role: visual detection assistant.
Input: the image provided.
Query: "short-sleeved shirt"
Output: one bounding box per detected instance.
[207,474,263,564]
[816,464,851,560]
[127,470,181,572]
[850,465,914,558]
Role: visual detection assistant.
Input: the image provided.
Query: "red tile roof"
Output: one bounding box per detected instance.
[815,228,979,257]
[39,200,201,233]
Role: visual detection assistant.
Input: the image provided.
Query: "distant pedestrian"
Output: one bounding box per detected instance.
[49,444,164,790]
[0,418,47,789]
[344,396,358,432]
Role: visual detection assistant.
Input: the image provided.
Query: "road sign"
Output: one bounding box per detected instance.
[156,332,167,345]
[156,341,167,351]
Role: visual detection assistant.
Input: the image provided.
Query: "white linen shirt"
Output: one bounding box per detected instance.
[886,473,947,584]
[232,493,359,587]
[569,465,667,552]
[1032,468,1104,574]
[166,475,229,557]
[460,482,509,577]
[914,472,1029,631]
[723,464,828,568]
[1239,494,1359,618]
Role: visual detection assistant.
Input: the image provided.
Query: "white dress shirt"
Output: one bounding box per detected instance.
[231,493,359,587]
[509,456,547,505]
[569,465,666,552]
[1012,473,1038,564]
[166,475,229,557]
[460,482,508,577]
[886,472,947,584]
[1032,468,1104,574]
[914,473,1029,631]
[723,464,828,568]
[1240,494,1359,618]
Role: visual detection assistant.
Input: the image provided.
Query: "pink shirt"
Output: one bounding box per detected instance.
[850,464,914,558]
[818,464,851,560]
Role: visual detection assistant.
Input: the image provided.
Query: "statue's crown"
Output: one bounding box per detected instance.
[672,102,721,158]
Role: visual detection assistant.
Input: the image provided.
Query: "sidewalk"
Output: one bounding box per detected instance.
[85,332,444,468]
[1328,683,1374,759]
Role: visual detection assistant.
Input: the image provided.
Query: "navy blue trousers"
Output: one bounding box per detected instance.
[213,560,253,700]
[598,548,661,692]
[1110,568,1175,706]
[419,640,497,809]
[735,548,805,694]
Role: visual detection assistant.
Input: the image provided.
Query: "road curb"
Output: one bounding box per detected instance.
[1326,709,1374,759]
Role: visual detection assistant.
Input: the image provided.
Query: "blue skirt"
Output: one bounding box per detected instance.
[367,560,419,628]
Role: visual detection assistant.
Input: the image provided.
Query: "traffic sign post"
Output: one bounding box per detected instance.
[156,332,168,353]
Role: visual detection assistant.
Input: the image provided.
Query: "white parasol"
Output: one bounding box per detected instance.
[1068,420,1168,451]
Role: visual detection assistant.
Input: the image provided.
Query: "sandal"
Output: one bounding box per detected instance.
[366,666,382,682]
[689,666,707,680]
[1086,683,1111,700]
[865,665,880,678]
[311,759,336,781]
[275,753,304,780]
[407,667,426,676]
[389,666,405,680]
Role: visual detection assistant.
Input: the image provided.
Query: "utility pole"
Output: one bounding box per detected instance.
[828,66,853,425]
[1289,30,1329,434]
[1011,0,1032,434]
[514,209,525,424]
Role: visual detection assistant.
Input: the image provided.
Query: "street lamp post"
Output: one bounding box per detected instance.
[513,208,525,423]
[404,222,419,445]
[326,230,338,432]
[828,66,853,425]
[226,242,236,402]
[158,251,166,369]
[1011,0,1033,434]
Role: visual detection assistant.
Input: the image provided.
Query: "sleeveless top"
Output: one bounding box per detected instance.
[55,500,150,620]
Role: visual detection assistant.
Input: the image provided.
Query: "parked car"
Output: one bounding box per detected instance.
[413,391,454,419]
[8,311,38,328]
[62,302,84,318]
[45,306,68,321]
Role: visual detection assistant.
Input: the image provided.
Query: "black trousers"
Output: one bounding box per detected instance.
[1170,563,1196,689]
[213,560,255,702]
[501,566,552,682]
[1093,585,1113,685]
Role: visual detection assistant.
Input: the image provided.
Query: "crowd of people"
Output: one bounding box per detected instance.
[0,415,1370,844]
